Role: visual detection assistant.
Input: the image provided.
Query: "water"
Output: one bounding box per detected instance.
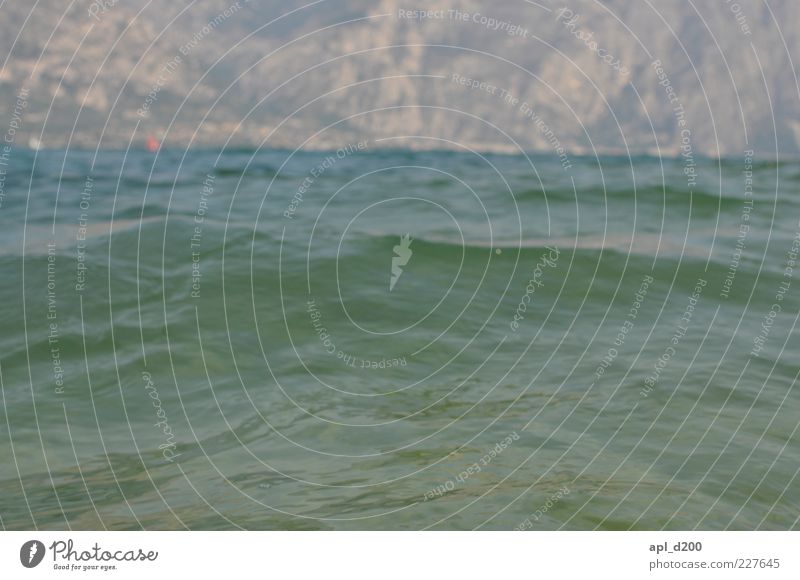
[1,147,799,530]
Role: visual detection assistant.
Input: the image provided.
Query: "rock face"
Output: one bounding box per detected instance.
[0,0,798,156]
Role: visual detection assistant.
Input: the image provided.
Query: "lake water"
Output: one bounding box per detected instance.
[1,147,798,529]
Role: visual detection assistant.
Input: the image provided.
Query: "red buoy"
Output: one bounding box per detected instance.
[146,135,159,152]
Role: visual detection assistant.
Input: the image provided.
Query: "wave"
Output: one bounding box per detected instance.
[513,184,746,210]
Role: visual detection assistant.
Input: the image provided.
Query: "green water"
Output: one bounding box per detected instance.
[0,148,798,529]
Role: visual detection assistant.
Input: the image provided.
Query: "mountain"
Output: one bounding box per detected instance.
[1,0,798,157]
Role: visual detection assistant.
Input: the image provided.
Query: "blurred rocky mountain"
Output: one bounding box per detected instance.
[1,0,798,157]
